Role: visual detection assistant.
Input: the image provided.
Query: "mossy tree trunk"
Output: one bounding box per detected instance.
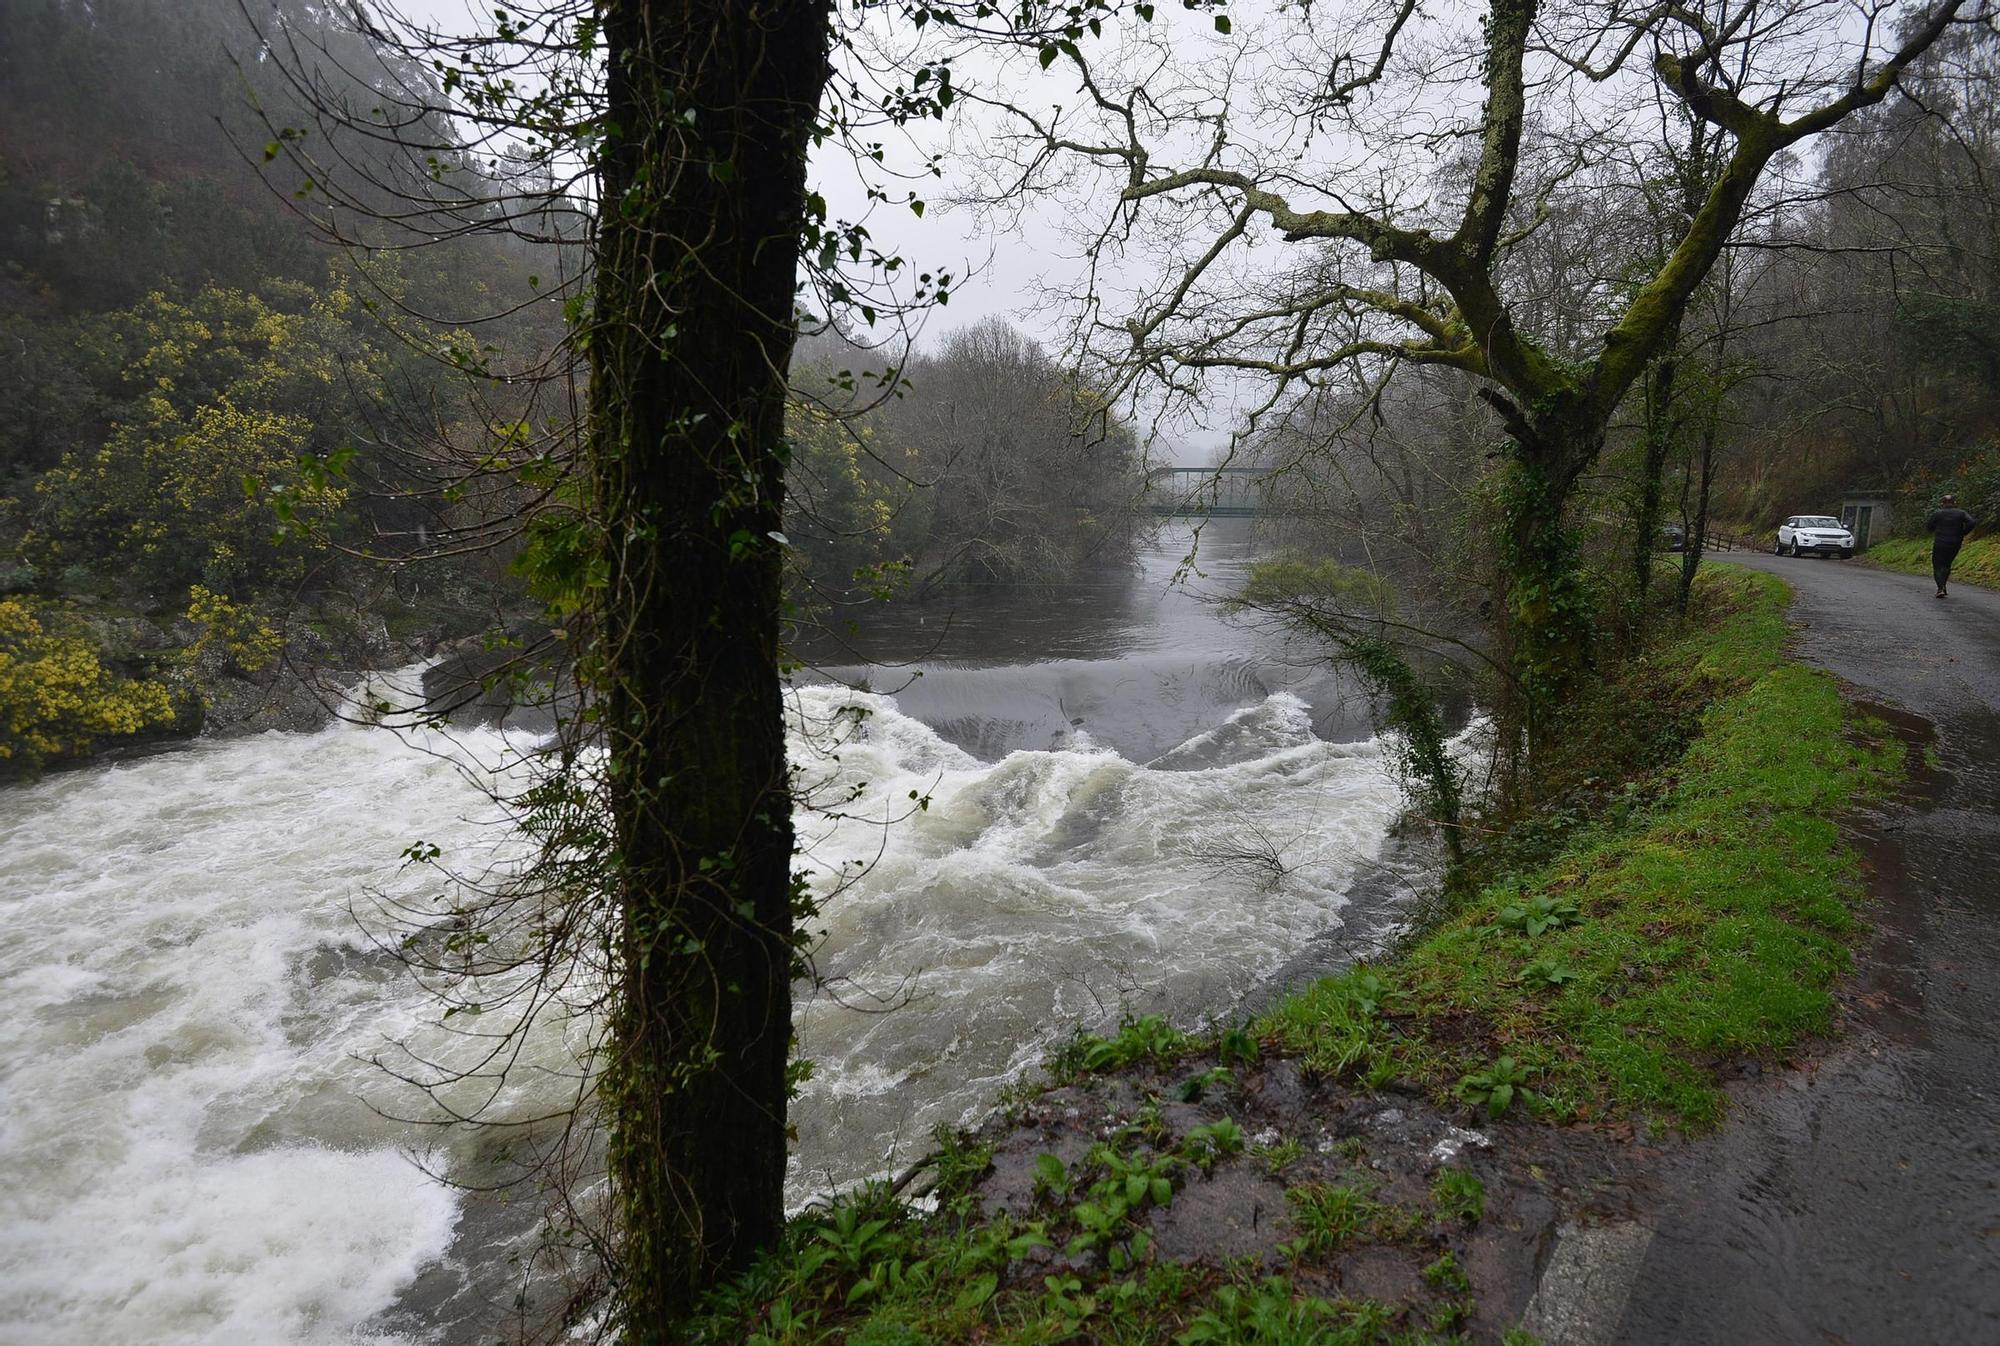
[588,0,831,1336]
[1483,398,1601,778]
[1678,404,1722,616]
[1631,355,1680,635]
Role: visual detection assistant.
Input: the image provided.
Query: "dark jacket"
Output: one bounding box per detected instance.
[1927,507,1979,548]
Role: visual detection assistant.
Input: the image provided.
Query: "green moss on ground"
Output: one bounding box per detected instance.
[1864,535,2000,590]
[684,568,1893,1345]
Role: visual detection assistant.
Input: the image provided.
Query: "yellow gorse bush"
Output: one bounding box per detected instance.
[185,585,284,674]
[30,395,337,593]
[22,282,371,597]
[0,599,175,767]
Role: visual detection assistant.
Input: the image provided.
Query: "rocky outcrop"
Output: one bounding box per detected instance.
[194,603,419,738]
[419,621,572,734]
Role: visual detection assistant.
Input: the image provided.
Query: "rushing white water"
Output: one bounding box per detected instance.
[0,541,1418,1344]
[0,706,522,1346]
[787,686,1401,1195]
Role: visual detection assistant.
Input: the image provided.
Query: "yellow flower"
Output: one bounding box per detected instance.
[0,601,175,769]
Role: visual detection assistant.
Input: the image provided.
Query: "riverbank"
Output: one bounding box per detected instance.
[683,568,1898,1344]
[1862,534,1999,590]
[0,582,513,777]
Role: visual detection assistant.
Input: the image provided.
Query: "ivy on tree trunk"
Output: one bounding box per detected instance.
[588,0,832,1335]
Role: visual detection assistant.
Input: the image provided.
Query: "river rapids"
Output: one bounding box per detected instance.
[0,523,1432,1344]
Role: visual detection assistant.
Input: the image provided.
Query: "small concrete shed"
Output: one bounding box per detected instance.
[1840,493,1895,551]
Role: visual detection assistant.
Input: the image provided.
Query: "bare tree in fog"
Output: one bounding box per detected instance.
[784,319,1147,616]
[947,0,1983,786]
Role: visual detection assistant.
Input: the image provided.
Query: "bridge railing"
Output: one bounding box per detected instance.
[1142,465,1275,517]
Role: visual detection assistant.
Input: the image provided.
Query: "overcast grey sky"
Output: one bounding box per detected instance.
[386,0,1068,326]
[375,0,1927,469]
[378,0,1234,460]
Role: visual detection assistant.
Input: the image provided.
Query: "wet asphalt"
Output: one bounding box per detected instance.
[1605,552,2000,1346]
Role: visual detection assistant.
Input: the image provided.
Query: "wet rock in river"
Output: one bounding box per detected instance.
[421,622,570,732]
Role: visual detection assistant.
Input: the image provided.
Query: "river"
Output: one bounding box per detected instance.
[0,520,1422,1345]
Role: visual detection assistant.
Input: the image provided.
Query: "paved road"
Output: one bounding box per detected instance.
[1604,553,2000,1346]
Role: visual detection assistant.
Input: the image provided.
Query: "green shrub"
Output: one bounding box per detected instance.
[20,283,372,598]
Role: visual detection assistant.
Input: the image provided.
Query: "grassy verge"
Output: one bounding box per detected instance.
[1864,535,2000,590]
[685,568,1895,1345]
[1261,569,1895,1128]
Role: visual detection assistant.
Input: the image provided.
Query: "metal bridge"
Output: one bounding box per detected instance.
[1143,465,1273,518]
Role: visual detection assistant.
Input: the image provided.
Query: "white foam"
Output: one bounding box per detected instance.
[0,668,1424,1337]
[785,684,1407,1196]
[2,1145,457,1346]
[0,704,519,1345]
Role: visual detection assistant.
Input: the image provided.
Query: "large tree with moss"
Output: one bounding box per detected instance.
[584,0,834,1331]
[952,0,1979,767]
[242,0,969,1333]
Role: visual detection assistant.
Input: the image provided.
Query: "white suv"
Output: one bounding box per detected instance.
[1775,515,1855,559]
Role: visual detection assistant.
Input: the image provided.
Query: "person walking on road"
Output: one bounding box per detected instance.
[1925,493,1979,597]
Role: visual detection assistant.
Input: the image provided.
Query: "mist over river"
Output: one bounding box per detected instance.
[0,521,1425,1345]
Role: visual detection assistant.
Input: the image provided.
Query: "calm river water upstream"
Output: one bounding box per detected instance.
[0,521,1418,1344]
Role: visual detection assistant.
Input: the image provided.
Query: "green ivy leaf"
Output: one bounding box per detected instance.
[955,1272,999,1309]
